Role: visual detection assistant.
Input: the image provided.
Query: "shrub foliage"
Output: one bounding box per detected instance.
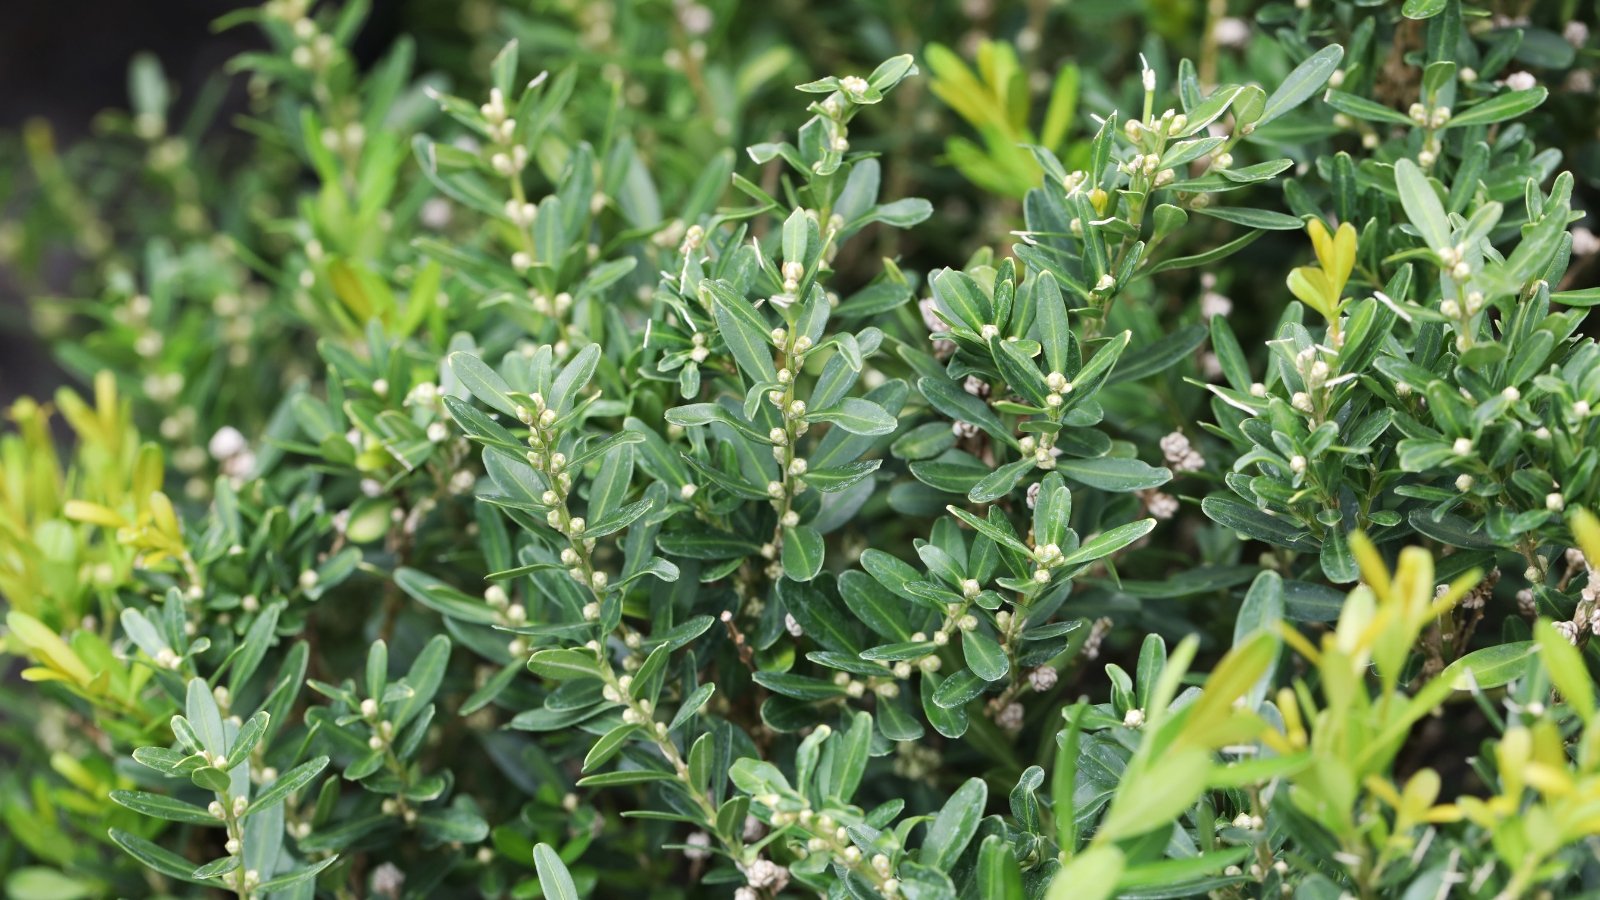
[3,0,1600,897]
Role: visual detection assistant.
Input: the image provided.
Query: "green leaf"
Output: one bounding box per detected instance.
[248,756,330,814]
[923,777,987,870]
[527,648,603,680]
[1202,497,1316,551]
[192,855,240,880]
[551,343,601,416]
[1116,848,1251,889]
[1402,0,1447,17]
[963,629,1009,681]
[1110,325,1208,384]
[1320,528,1358,584]
[1440,641,1537,690]
[802,459,882,493]
[1055,457,1171,492]
[1537,620,1596,720]
[397,634,450,729]
[1552,287,1600,307]
[921,670,970,738]
[1394,158,1450,252]
[1098,747,1212,840]
[781,525,826,581]
[839,570,917,641]
[1053,705,1086,853]
[1446,88,1548,129]
[710,285,778,384]
[991,337,1049,406]
[1208,315,1251,392]
[976,834,1024,900]
[1045,844,1123,900]
[1034,273,1072,376]
[418,807,490,843]
[190,766,231,794]
[1145,230,1263,275]
[109,829,210,886]
[223,711,269,771]
[109,791,220,826]
[919,376,1016,448]
[449,352,519,418]
[931,269,993,332]
[185,677,226,759]
[534,843,581,900]
[1061,331,1131,415]
[969,458,1034,503]
[893,422,957,460]
[586,498,653,539]
[663,402,766,442]
[1179,85,1243,136]
[779,577,864,655]
[754,671,849,700]
[575,769,675,787]
[394,567,498,625]
[1259,44,1344,126]
[1191,206,1304,230]
[1058,519,1156,568]
[808,398,897,436]
[119,608,169,660]
[3,868,94,900]
[668,683,717,731]
[256,857,339,892]
[945,505,1032,557]
[1234,572,1283,709]
[1324,90,1414,125]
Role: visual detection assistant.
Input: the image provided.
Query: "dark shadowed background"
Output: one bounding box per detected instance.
[0,0,408,407]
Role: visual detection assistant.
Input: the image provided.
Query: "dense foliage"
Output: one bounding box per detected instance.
[3,0,1600,897]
